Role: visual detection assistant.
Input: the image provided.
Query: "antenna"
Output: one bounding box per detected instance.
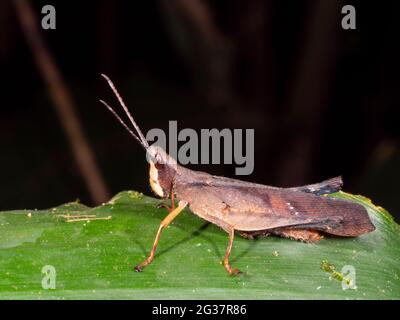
[99,99,147,149]
[100,74,149,148]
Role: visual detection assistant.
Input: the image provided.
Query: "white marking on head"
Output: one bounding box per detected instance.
[149,162,164,197]
[147,146,177,198]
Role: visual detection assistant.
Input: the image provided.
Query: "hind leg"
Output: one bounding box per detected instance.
[271,228,323,243]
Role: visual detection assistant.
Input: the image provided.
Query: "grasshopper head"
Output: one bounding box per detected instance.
[147,146,177,198]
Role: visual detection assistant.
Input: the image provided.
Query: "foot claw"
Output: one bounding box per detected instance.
[156,203,166,209]
[157,203,173,212]
[229,268,242,276]
[224,262,243,276]
[134,265,143,272]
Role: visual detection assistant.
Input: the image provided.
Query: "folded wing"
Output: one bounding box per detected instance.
[175,182,375,236]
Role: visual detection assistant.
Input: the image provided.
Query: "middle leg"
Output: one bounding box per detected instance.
[223,227,242,276]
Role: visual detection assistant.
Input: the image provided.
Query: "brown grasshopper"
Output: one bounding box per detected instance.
[100,74,375,276]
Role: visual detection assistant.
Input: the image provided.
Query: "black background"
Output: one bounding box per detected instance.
[1,0,399,221]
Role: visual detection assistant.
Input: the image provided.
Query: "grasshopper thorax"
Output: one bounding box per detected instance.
[147,146,177,198]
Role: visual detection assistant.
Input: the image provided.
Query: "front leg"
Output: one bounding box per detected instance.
[156,190,176,212]
[135,200,187,272]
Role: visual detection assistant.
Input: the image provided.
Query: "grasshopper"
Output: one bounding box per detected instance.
[100,74,375,275]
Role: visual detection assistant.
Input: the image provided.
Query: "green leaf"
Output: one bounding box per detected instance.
[0,191,399,299]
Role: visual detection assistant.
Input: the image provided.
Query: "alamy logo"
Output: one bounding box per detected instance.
[146,121,254,175]
[41,265,56,289]
[341,265,357,290]
[341,5,356,30]
[41,5,56,30]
